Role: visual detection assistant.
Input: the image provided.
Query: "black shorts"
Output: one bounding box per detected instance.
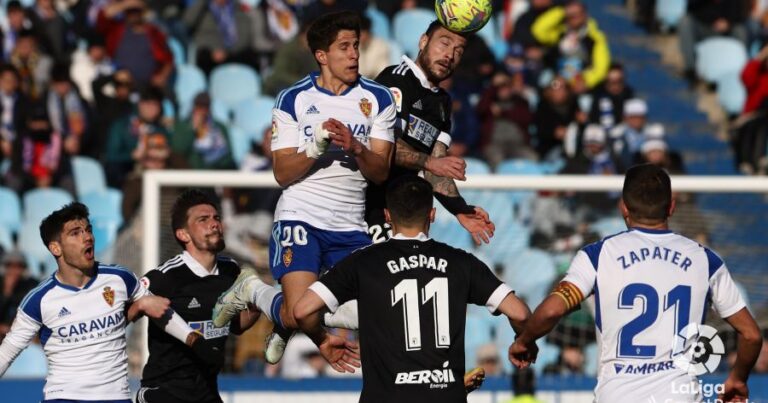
[136,385,222,403]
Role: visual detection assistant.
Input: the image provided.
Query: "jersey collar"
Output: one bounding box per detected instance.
[631,227,673,234]
[53,261,99,291]
[402,55,439,92]
[182,251,219,277]
[392,232,430,241]
[309,71,359,96]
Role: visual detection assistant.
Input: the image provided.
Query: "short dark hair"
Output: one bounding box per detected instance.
[425,20,445,37]
[171,189,220,247]
[40,202,90,246]
[622,163,672,222]
[306,11,361,54]
[385,175,433,227]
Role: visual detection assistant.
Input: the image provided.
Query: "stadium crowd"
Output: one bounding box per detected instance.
[0,0,765,382]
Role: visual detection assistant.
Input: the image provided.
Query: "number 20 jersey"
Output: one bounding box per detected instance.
[563,228,745,402]
[310,235,513,403]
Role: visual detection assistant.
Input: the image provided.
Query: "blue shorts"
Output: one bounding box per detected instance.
[269,220,371,281]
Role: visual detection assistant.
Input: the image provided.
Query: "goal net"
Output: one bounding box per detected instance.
[123,170,768,379]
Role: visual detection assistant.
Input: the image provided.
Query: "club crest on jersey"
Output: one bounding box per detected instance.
[359,98,372,117]
[283,248,293,267]
[271,119,278,140]
[102,286,115,307]
[390,87,403,112]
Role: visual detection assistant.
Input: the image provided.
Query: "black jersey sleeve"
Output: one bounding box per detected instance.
[375,66,412,123]
[316,255,360,310]
[466,254,510,312]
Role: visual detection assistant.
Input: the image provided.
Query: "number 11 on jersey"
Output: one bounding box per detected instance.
[391,278,451,352]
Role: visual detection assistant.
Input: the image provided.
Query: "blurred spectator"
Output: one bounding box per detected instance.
[70,34,114,105]
[510,0,554,49]
[543,345,585,375]
[262,23,314,97]
[121,131,186,224]
[105,86,168,188]
[634,138,685,174]
[532,1,611,91]
[534,76,581,158]
[91,69,135,158]
[3,1,28,61]
[453,33,496,95]
[279,333,327,378]
[46,64,87,156]
[561,124,622,219]
[475,343,503,376]
[503,43,545,90]
[171,92,236,169]
[358,15,390,79]
[741,44,768,115]
[608,98,666,167]
[6,101,74,193]
[183,0,257,76]
[97,0,174,88]
[27,0,76,63]
[0,65,28,162]
[503,368,545,403]
[678,0,750,83]
[0,251,38,341]
[476,71,536,166]
[10,28,53,100]
[588,62,634,129]
[299,0,367,25]
[441,76,479,157]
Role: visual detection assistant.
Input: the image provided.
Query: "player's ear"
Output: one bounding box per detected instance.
[315,49,327,66]
[383,208,392,224]
[175,228,190,245]
[618,199,629,220]
[48,241,62,258]
[429,207,436,223]
[667,198,676,218]
[418,34,429,53]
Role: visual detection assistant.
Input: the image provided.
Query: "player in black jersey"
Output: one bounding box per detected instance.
[137,190,261,403]
[366,20,495,245]
[295,175,533,403]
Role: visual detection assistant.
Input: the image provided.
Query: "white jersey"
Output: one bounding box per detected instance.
[0,263,147,400]
[271,72,396,231]
[563,228,746,403]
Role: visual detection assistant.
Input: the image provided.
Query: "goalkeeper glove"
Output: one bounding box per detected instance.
[305,123,331,159]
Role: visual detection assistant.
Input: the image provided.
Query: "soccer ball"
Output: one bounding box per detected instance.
[435,0,493,34]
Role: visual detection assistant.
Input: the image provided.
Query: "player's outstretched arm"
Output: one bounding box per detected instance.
[509,281,583,368]
[394,138,466,180]
[294,288,361,373]
[127,295,171,321]
[425,142,495,245]
[326,118,393,184]
[229,303,261,335]
[719,308,763,402]
[0,312,40,377]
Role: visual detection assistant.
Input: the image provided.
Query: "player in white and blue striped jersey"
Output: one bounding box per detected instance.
[0,202,197,403]
[213,11,396,365]
[510,164,762,403]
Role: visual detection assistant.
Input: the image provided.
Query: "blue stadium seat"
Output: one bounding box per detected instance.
[475,220,530,266]
[503,248,557,307]
[464,305,496,370]
[655,0,686,31]
[393,8,434,58]
[476,15,498,49]
[210,64,261,107]
[71,156,107,200]
[591,217,627,238]
[5,343,47,377]
[366,7,391,40]
[22,188,74,224]
[495,158,545,175]
[168,36,186,67]
[464,157,491,175]
[716,72,747,115]
[695,37,748,83]
[174,64,207,119]
[0,226,13,251]
[388,39,404,65]
[234,96,274,139]
[18,221,57,277]
[211,98,232,124]
[227,126,253,166]
[81,189,123,227]
[0,186,22,235]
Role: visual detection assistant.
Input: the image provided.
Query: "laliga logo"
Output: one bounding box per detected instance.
[672,323,724,376]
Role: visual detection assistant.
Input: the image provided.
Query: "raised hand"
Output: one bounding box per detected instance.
[508,339,538,369]
[719,375,749,403]
[456,206,495,245]
[326,118,364,156]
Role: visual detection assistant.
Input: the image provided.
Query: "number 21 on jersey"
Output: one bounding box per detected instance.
[391,278,451,351]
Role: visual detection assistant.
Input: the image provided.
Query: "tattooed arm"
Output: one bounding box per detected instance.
[396,138,467,180]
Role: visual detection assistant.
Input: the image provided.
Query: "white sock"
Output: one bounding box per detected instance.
[323,299,359,330]
[250,279,281,323]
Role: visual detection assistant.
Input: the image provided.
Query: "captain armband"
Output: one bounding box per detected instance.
[551,282,584,312]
